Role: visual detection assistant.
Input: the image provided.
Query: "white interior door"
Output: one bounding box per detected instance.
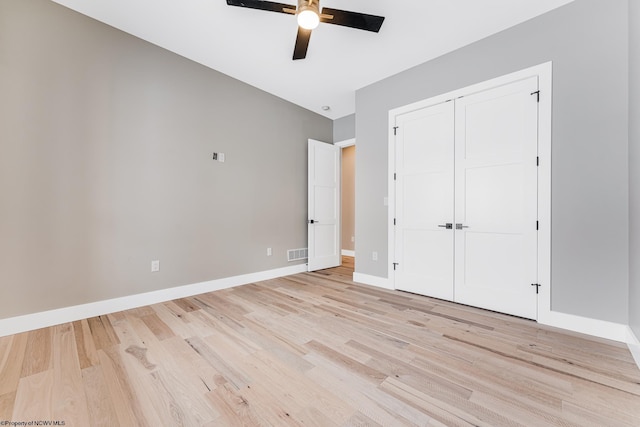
[308,139,341,271]
[394,102,455,299]
[454,77,539,319]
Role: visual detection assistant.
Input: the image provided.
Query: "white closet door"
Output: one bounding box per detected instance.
[454,77,539,319]
[394,101,455,300]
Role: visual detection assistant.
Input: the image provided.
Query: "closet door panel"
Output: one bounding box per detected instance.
[454,77,539,319]
[394,102,455,300]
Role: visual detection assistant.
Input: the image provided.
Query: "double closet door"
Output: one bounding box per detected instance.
[393,77,539,320]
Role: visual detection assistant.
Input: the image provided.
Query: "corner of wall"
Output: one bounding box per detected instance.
[629,0,640,338]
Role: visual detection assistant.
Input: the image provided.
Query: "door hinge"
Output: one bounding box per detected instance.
[531,283,541,294]
[537,156,540,166]
[536,220,539,230]
[393,262,399,270]
[394,218,396,226]
[393,126,399,135]
[531,90,540,102]
[394,172,397,181]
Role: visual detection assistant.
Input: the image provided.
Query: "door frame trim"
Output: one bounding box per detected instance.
[335,138,355,148]
[387,61,552,321]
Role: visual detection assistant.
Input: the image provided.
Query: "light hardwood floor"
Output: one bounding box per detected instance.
[1,257,639,426]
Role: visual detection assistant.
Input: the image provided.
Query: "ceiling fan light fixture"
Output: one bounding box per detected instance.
[297,9,319,29]
[297,0,320,30]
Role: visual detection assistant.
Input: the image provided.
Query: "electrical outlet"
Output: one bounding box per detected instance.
[267,247,272,256]
[151,260,160,272]
[351,236,355,242]
[372,251,378,261]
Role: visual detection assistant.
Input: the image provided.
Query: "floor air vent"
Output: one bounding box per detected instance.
[287,248,308,262]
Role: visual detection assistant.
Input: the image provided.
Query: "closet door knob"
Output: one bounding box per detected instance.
[438,223,453,229]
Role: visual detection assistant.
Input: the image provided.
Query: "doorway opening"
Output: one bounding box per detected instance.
[337,138,355,268]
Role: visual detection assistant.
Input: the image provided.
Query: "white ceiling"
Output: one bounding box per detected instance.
[51,0,573,119]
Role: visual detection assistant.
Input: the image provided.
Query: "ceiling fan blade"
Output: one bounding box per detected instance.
[293,27,312,60]
[226,0,295,14]
[320,8,385,32]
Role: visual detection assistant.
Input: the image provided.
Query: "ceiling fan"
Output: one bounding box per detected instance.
[226,0,385,60]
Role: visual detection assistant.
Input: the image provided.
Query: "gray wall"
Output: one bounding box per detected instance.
[355,0,630,323]
[333,114,356,142]
[0,0,331,319]
[630,0,640,336]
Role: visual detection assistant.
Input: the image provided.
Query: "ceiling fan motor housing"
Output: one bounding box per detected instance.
[298,0,319,16]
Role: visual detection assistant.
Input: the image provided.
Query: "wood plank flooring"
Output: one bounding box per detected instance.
[1,256,639,426]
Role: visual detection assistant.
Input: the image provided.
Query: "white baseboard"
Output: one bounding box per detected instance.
[341,250,355,257]
[627,327,640,370]
[0,264,307,338]
[538,309,629,343]
[352,272,393,290]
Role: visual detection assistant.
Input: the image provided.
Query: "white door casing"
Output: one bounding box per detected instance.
[394,101,455,300]
[308,139,341,271]
[453,76,539,319]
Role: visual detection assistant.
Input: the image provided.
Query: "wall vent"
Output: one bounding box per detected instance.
[287,248,308,262]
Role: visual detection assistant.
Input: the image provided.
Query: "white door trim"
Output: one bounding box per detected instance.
[388,62,552,320]
[335,138,355,148]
